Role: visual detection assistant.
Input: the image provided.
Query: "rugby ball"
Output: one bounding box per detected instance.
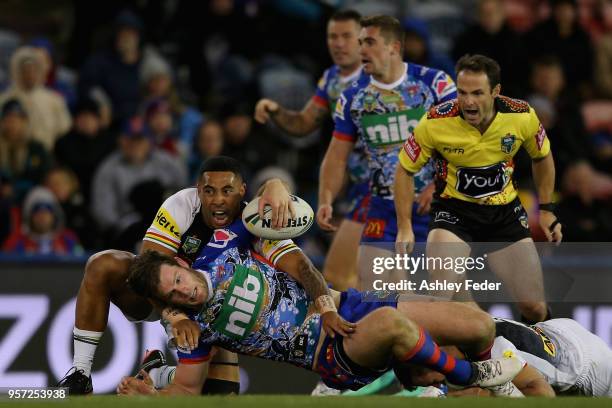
[242,195,314,240]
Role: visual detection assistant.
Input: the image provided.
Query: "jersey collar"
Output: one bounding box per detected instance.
[370,62,407,90]
[339,66,363,84]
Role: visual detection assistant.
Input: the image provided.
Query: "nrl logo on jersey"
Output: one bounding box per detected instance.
[363,92,378,112]
[181,236,202,254]
[501,134,516,154]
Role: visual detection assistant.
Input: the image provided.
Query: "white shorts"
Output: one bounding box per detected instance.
[537,319,612,396]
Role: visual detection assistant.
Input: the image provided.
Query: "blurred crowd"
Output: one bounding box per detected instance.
[0,0,611,258]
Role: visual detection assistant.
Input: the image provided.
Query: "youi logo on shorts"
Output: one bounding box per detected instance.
[214,265,264,340]
[455,162,512,198]
[361,108,425,147]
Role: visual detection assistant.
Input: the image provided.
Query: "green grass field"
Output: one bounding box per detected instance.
[2,396,610,407]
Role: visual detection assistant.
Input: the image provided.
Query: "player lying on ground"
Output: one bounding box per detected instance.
[58,156,296,394]
[109,162,505,393]
[399,317,612,397]
[116,251,524,396]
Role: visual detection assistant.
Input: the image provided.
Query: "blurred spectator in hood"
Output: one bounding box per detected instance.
[30,37,78,110]
[0,46,72,150]
[2,186,83,255]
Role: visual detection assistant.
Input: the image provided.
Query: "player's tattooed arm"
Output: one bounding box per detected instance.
[295,255,330,302]
[276,251,356,337]
[272,99,328,136]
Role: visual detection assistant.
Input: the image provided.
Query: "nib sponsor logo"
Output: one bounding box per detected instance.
[214,266,264,339]
[361,109,425,147]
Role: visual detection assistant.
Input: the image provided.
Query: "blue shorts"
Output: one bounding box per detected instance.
[361,196,429,243]
[344,181,370,223]
[315,288,399,390]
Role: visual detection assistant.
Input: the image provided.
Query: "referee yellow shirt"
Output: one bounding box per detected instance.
[398,96,550,205]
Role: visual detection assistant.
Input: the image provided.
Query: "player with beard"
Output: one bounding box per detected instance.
[57,156,299,394]
[98,155,501,395]
[116,250,524,396]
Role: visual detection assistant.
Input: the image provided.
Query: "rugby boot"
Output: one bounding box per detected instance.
[136,349,167,379]
[469,356,523,388]
[57,367,93,395]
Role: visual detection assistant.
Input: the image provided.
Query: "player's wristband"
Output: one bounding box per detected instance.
[539,202,556,212]
[549,219,560,232]
[316,295,337,314]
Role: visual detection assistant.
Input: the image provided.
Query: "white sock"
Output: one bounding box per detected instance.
[148,365,176,389]
[72,328,103,377]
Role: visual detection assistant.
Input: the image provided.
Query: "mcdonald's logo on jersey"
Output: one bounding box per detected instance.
[363,218,386,239]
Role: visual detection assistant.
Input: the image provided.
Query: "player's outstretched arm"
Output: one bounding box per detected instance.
[255,98,328,136]
[276,251,356,338]
[318,137,354,231]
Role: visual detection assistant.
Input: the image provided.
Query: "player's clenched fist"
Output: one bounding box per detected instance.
[395,225,415,255]
[254,99,279,124]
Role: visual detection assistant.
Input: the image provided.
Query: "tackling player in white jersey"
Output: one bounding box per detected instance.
[404,317,612,397]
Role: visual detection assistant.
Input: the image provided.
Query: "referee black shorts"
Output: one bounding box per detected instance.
[428,197,531,243]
